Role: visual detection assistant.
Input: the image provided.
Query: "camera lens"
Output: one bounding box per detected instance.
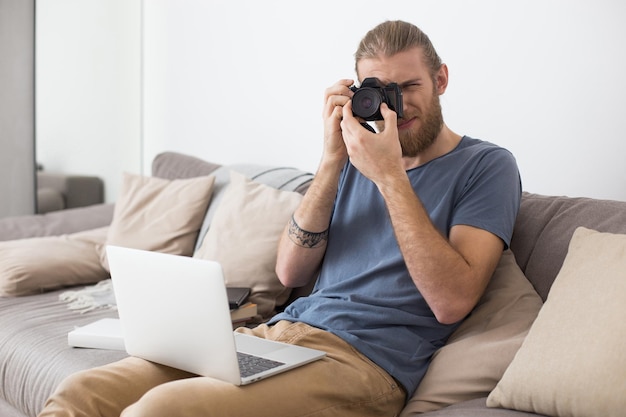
[352,88,382,120]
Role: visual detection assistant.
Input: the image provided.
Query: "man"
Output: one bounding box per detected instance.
[39,20,520,417]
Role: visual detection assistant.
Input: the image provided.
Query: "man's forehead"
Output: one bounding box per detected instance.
[356,48,430,83]
[359,76,424,87]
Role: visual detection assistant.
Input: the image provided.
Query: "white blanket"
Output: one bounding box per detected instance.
[59,279,116,313]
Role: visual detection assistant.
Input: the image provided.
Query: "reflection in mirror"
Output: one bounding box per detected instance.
[35,0,142,209]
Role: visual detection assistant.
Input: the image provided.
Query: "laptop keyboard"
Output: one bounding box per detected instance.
[237,352,285,378]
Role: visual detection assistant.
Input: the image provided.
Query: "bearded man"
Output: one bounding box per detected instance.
[39,20,521,417]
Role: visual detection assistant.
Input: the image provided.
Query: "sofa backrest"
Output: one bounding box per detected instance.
[152,151,222,179]
[152,152,626,305]
[152,151,313,196]
[510,192,626,300]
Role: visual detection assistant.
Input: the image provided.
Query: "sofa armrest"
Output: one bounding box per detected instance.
[37,187,65,213]
[37,172,105,213]
[0,203,114,242]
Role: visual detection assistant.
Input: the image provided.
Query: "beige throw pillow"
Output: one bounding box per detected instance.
[0,227,109,296]
[400,250,543,415]
[487,227,626,417]
[99,173,215,271]
[194,171,303,320]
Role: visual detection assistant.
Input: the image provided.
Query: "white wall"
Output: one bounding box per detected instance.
[36,0,141,203]
[143,0,626,201]
[38,0,626,202]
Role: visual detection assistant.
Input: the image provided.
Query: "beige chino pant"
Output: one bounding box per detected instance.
[38,321,406,417]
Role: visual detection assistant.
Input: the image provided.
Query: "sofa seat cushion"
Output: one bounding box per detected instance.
[419,398,541,416]
[0,289,127,417]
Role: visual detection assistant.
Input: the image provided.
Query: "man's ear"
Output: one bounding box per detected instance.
[435,63,449,95]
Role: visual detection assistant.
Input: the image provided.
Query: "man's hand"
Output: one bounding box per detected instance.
[321,79,354,168]
[340,101,405,189]
[276,79,357,289]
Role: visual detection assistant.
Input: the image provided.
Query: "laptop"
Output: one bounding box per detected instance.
[105,245,325,385]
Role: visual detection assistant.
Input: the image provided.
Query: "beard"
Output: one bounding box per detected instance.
[376,91,444,157]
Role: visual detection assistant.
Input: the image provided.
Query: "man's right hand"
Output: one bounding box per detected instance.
[275,79,357,289]
[321,79,354,168]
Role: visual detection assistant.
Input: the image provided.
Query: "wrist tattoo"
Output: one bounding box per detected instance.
[288,215,329,248]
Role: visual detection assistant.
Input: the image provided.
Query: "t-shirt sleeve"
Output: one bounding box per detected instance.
[451,148,522,249]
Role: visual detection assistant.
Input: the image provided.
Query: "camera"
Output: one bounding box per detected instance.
[350,77,403,121]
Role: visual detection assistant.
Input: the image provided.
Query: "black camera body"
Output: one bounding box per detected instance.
[350,77,403,121]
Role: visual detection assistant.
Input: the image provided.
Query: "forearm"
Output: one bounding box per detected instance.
[275,158,344,288]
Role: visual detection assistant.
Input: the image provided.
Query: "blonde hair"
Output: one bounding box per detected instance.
[355,20,442,79]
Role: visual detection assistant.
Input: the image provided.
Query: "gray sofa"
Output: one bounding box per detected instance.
[1,151,625,417]
[36,171,105,214]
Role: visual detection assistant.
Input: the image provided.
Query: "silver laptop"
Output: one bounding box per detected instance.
[106,245,325,385]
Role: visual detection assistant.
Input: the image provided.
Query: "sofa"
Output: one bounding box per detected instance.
[36,171,105,214]
[0,151,624,417]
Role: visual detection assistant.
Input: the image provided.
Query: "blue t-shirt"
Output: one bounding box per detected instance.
[271,136,521,396]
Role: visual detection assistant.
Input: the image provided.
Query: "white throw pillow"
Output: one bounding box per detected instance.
[194,171,303,320]
[0,227,109,296]
[487,227,626,417]
[99,172,215,271]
